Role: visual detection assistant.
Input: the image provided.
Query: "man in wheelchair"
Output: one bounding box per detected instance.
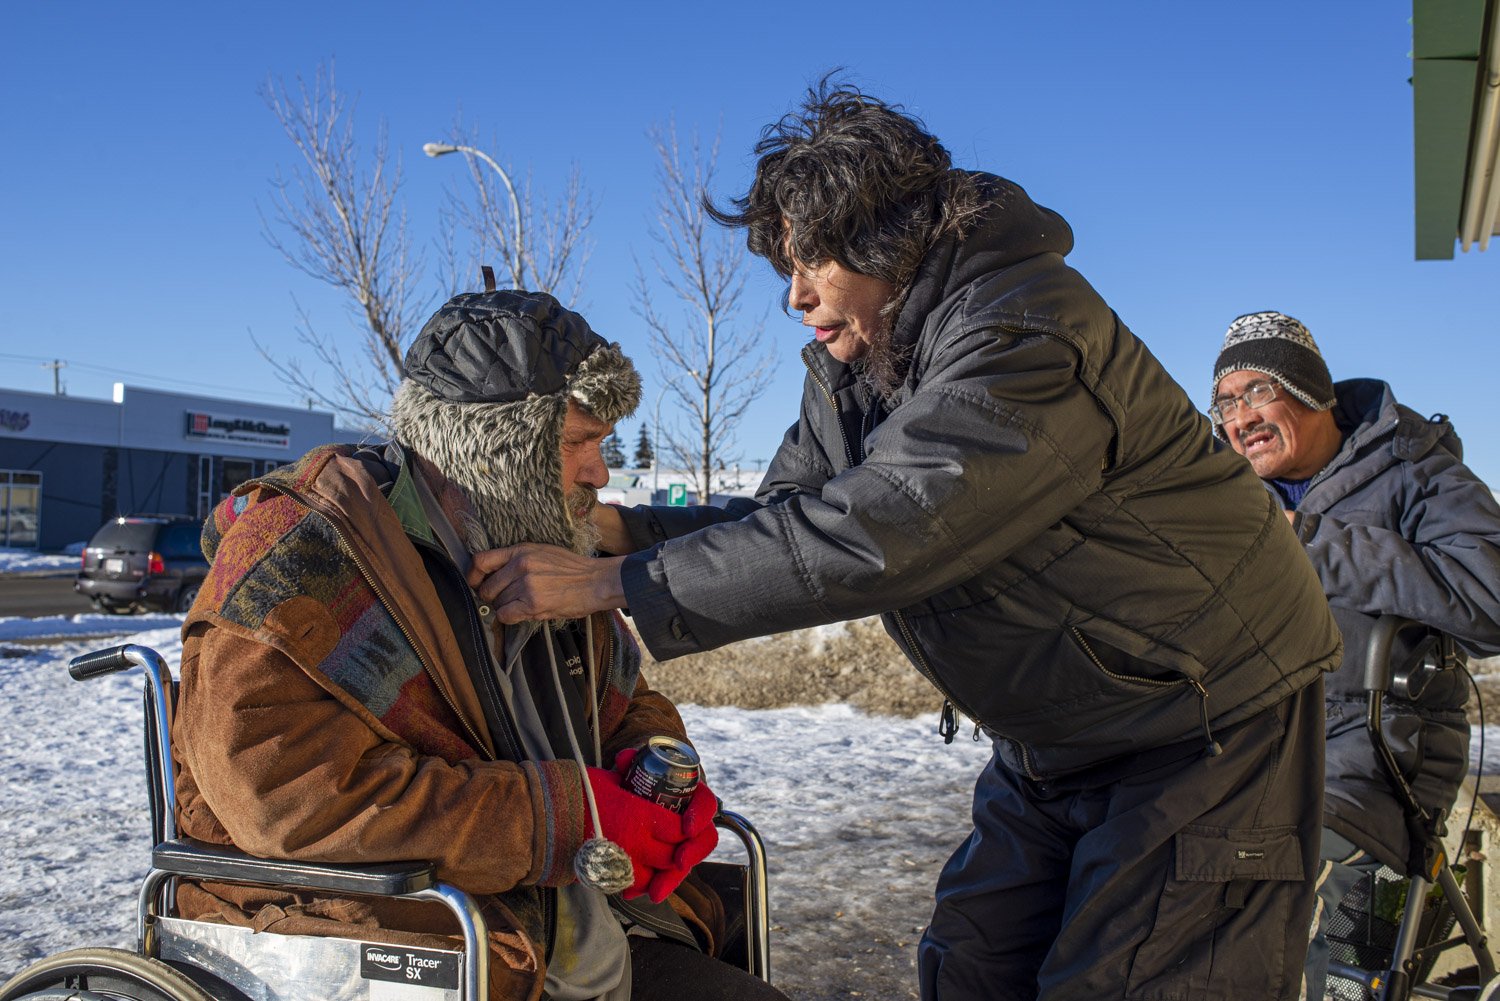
[171,287,786,1001]
[1209,311,1500,999]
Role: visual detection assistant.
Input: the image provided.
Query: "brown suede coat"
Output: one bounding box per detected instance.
[171,447,720,1001]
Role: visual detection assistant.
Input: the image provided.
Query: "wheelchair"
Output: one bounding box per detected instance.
[1324,616,1498,1001]
[0,644,772,1001]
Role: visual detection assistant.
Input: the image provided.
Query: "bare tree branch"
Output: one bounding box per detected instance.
[437,122,595,306]
[257,62,424,428]
[634,120,777,503]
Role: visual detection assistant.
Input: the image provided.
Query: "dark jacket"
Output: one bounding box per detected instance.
[1286,379,1500,869]
[173,444,717,1001]
[619,173,1342,780]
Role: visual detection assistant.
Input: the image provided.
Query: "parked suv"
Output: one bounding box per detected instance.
[75,515,208,614]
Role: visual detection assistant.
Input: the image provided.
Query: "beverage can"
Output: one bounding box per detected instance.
[622,736,701,814]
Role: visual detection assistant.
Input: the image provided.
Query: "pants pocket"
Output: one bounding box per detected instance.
[1127,824,1306,1000]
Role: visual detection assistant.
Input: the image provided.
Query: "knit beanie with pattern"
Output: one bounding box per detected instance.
[1211,311,1335,414]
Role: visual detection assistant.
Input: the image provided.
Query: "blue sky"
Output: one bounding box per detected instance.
[3,2,1497,484]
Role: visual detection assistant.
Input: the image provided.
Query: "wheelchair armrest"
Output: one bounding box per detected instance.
[712,809,771,982]
[152,838,437,897]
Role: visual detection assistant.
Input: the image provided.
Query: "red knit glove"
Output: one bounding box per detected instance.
[647,782,720,902]
[586,765,683,898]
[602,746,721,903]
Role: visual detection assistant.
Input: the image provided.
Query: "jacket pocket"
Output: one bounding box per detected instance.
[1067,612,1208,684]
[1069,627,1185,689]
[1126,825,1305,999]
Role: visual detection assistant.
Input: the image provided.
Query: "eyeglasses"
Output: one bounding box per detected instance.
[1209,381,1279,425]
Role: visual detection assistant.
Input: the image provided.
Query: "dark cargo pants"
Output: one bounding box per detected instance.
[918,677,1324,1001]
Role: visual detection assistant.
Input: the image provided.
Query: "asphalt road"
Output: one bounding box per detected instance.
[0,573,95,618]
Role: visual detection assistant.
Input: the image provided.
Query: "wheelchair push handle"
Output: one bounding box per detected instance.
[1362,616,1407,694]
[1362,615,1451,700]
[1361,614,1443,694]
[65,645,178,844]
[69,644,139,681]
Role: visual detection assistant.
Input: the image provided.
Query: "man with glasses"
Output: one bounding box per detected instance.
[1210,310,1500,999]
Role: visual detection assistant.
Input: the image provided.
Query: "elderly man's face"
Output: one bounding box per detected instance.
[787,257,897,364]
[1214,369,1330,481]
[560,401,612,525]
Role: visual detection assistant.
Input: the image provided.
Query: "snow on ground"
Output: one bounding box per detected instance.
[6,608,1498,1000]
[0,614,994,1000]
[1474,725,1500,783]
[0,548,79,573]
[0,620,177,978]
[0,612,182,641]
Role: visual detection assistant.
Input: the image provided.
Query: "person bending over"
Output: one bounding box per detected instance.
[471,81,1342,1001]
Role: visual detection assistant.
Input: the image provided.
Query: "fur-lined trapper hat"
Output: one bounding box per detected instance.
[391,289,640,554]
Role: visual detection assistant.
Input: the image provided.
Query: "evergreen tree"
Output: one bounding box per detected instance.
[634,424,655,468]
[602,431,626,468]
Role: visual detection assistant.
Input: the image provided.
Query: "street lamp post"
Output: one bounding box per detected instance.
[422,142,526,287]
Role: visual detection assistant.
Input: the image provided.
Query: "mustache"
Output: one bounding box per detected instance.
[568,485,602,557]
[1237,423,1282,443]
[567,485,599,516]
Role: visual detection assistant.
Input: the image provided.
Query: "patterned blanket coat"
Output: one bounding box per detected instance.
[170,444,718,1001]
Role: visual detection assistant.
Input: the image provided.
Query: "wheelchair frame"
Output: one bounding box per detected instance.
[1,643,771,1001]
[1325,616,1496,1001]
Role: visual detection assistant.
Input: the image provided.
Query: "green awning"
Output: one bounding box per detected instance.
[1413,0,1498,258]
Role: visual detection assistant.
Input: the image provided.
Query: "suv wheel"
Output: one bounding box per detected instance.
[175,584,202,614]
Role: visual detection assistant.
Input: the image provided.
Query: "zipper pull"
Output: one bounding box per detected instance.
[1190,679,1222,757]
[938,700,958,745]
[972,721,982,742]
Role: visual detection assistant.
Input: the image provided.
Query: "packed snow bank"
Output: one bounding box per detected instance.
[0,612,183,641]
[0,548,79,573]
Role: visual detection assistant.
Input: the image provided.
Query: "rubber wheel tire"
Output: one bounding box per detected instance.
[174,585,201,614]
[0,947,216,1001]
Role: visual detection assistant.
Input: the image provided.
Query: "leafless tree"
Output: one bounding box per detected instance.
[435,124,595,307]
[258,64,424,428]
[634,122,777,504]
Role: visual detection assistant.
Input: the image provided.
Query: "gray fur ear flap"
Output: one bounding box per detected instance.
[569,343,641,423]
[389,381,575,553]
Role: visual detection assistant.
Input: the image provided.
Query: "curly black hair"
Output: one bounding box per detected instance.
[708,76,982,296]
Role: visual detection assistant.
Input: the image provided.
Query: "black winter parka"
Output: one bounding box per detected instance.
[619,174,1342,779]
[1291,379,1500,870]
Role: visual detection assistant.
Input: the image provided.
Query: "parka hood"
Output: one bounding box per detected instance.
[892,172,1074,354]
[1333,377,1461,465]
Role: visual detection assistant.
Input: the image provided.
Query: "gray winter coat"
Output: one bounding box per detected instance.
[1286,378,1500,870]
[619,173,1342,780]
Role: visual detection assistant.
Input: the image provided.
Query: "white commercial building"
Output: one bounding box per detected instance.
[0,383,363,550]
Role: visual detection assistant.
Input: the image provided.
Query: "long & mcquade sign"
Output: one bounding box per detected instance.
[185,410,292,448]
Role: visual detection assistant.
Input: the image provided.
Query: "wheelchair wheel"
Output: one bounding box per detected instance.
[0,948,217,1001]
